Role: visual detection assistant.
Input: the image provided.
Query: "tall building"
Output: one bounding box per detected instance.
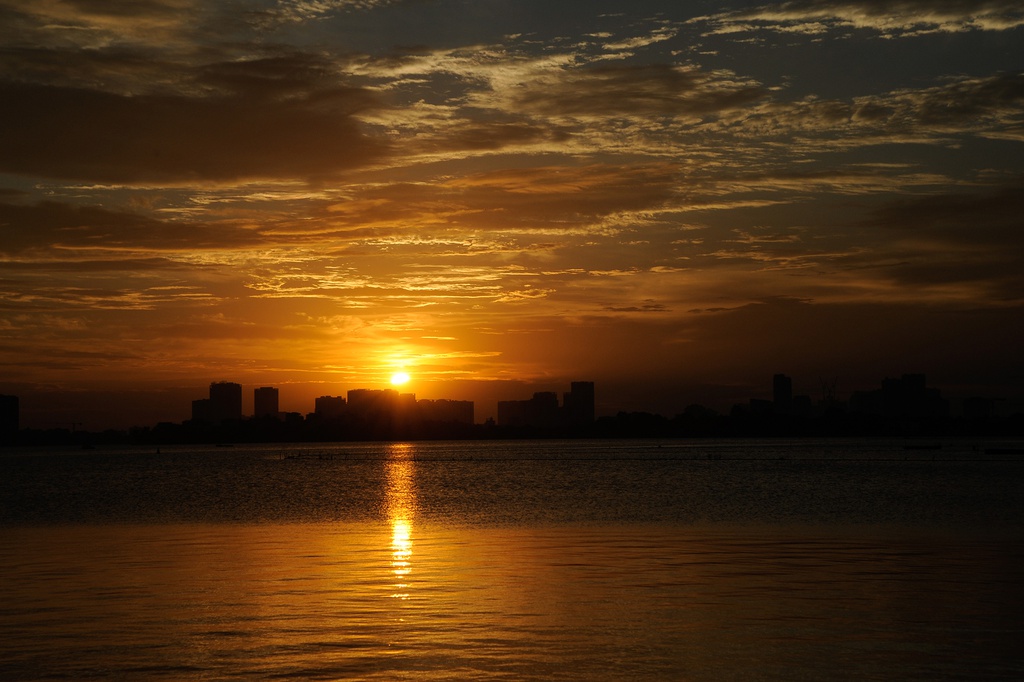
[347,388,400,425]
[498,391,560,428]
[314,395,346,419]
[417,399,474,425]
[0,394,18,441]
[773,374,792,409]
[193,381,243,423]
[850,374,947,420]
[191,398,212,423]
[347,389,399,414]
[563,381,595,426]
[254,386,279,419]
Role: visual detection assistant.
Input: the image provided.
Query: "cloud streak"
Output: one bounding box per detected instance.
[699,1,1024,37]
[0,65,388,183]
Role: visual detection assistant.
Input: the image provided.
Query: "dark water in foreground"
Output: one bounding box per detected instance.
[2,439,1023,679]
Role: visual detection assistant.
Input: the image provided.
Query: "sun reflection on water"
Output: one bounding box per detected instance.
[385,443,416,599]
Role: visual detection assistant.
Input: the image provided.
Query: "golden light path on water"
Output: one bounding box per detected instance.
[1,441,1022,679]
[385,443,416,600]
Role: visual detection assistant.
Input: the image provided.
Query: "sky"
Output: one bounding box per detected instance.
[1,0,1023,429]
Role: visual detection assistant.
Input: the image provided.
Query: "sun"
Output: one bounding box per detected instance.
[390,371,411,386]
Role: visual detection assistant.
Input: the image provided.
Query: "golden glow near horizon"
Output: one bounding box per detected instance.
[390,372,411,387]
[2,1,1023,428]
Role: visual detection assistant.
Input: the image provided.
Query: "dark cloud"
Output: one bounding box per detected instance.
[883,259,1024,297]
[910,71,1024,127]
[0,55,389,183]
[1,257,189,273]
[725,71,1024,144]
[0,201,267,254]
[604,300,669,313]
[446,163,681,227]
[745,0,1023,15]
[856,182,1024,296]
[511,64,769,119]
[433,121,568,152]
[317,163,682,235]
[708,0,1024,35]
[0,46,167,90]
[866,181,1024,232]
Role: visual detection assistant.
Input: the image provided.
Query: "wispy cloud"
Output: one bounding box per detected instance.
[697,1,1024,38]
[0,58,388,183]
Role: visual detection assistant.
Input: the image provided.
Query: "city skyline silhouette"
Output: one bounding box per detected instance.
[5,372,1021,446]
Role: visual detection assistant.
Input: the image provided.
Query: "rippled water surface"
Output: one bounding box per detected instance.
[2,439,1023,679]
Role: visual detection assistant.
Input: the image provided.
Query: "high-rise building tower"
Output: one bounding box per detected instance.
[773,374,793,409]
[254,386,279,419]
[0,394,18,442]
[208,381,242,422]
[498,392,557,427]
[563,381,595,426]
[315,395,346,419]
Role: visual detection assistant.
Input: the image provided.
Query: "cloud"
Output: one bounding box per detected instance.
[717,72,1024,150]
[815,188,1018,288]
[866,180,1024,232]
[665,176,1024,307]
[0,201,268,256]
[0,0,200,49]
[862,183,1024,297]
[904,71,1024,128]
[345,29,771,162]
[699,0,1024,38]
[0,75,388,184]
[360,34,1018,172]
[496,63,769,122]
[439,163,682,229]
[312,163,682,238]
[604,300,669,313]
[248,0,399,27]
[422,121,568,153]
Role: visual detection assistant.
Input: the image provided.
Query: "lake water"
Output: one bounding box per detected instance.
[2,439,1023,679]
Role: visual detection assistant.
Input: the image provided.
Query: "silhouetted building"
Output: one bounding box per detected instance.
[347,388,400,428]
[563,381,595,426]
[192,381,243,423]
[314,395,346,419]
[791,394,813,416]
[850,374,947,420]
[254,386,279,419]
[0,394,18,441]
[498,383,597,429]
[963,396,995,421]
[773,374,792,409]
[499,385,602,428]
[210,381,243,421]
[497,390,560,428]
[770,374,812,417]
[191,398,213,423]
[418,399,474,424]
[347,388,399,414]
